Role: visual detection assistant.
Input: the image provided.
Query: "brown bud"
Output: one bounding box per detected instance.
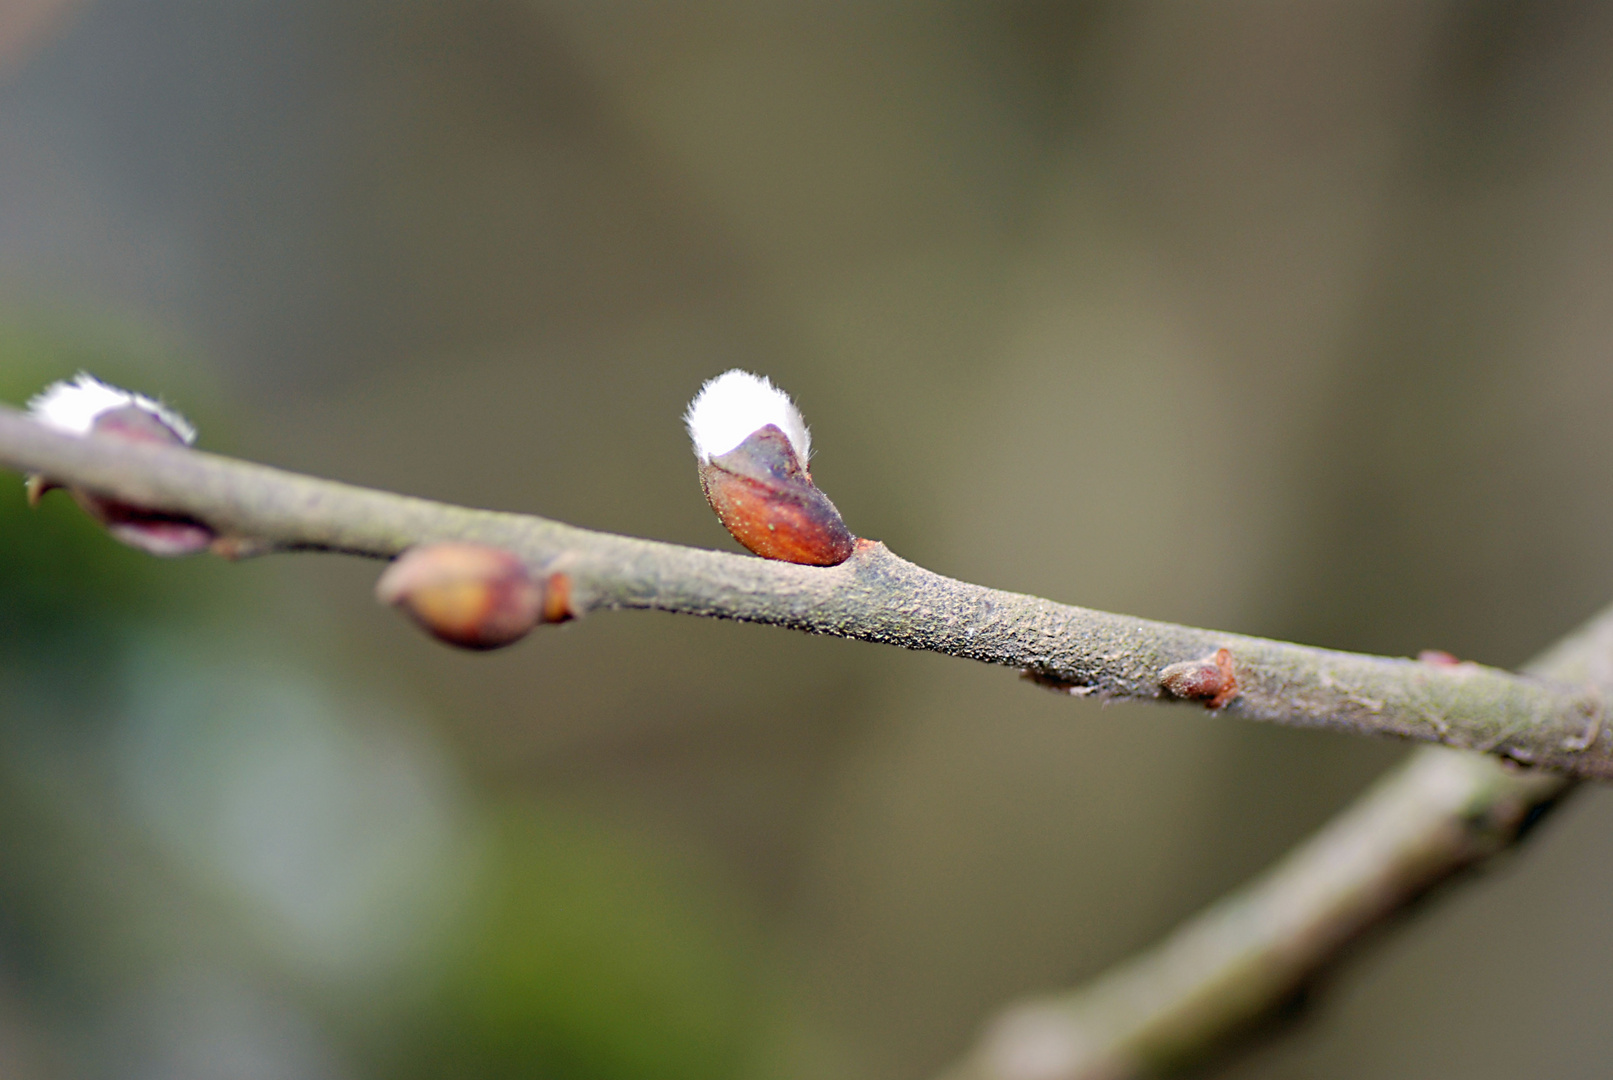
[65,404,216,556]
[67,406,214,557]
[698,425,855,566]
[25,376,216,554]
[1159,647,1238,709]
[376,542,546,650]
[90,511,216,557]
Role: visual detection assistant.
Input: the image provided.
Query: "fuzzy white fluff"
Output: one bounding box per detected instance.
[684,369,811,462]
[27,373,196,444]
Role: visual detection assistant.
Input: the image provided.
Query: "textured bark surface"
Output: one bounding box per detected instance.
[0,404,1608,778]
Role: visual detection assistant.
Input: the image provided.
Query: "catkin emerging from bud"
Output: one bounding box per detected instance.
[26,374,214,556]
[684,370,855,566]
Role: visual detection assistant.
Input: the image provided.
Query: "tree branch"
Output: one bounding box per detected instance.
[3,402,1609,1076]
[931,602,1613,1080]
[0,403,1607,777]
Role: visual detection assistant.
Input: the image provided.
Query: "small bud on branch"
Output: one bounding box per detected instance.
[28,373,197,445]
[26,374,214,556]
[0,401,1608,778]
[1,393,1612,1080]
[376,542,550,650]
[685,370,855,566]
[1159,647,1239,709]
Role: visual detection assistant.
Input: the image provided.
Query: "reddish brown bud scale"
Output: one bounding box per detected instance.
[90,511,215,557]
[1418,649,1461,666]
[698,425,855,566]
[542,571,578,624]
[64,403,217,556]
[377,542,545,650]
[1159,647,1239,709]
[91,404,188,446]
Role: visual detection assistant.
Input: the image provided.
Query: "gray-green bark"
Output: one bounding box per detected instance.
[933,603,1613,1080]
[0,405,1606,777]
[3,402,1610,1078]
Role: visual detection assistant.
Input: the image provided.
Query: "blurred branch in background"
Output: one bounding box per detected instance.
[1,405,1609,777]
[939,601,1613,1080]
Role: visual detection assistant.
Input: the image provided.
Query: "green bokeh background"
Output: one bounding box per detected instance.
[4,4,1613,1079]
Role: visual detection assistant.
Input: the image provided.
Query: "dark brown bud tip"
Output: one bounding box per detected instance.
[1159,647,1238,709]
[377,542,545,650]
[698,424,856,566]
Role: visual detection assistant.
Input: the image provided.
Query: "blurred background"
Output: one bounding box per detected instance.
[3,3,1613,1078]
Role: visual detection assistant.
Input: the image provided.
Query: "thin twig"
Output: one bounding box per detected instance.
[932,604,1613,1080]
[0,404,1608,776]
[3,402,1609,1077]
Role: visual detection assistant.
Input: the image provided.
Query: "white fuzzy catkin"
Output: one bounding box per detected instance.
[684,369,811,463]
[27,373,196,444]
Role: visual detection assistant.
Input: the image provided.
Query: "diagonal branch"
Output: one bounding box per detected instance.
[931,602,1613,1080]
[0,403,1608,777]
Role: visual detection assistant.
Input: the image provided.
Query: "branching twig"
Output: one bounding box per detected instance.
[932,604,1613,1080]
[0,403,1608,777]
[4,401,1611,1076]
